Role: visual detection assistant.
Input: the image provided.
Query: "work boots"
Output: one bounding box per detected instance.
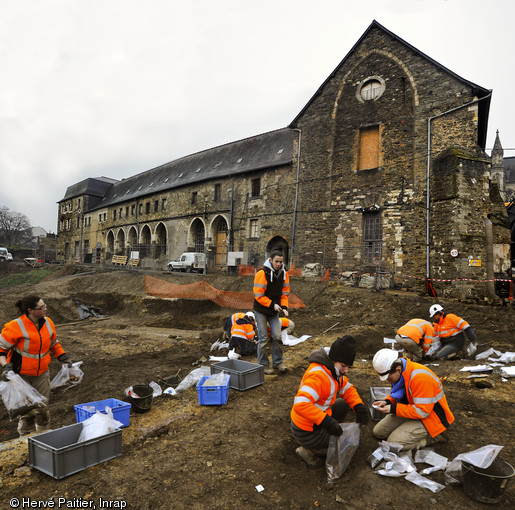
[295,447,325,466]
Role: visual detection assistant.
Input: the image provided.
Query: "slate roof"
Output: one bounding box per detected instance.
[289,20,491,149]
[87,128,294,212]
[60,177,119,202]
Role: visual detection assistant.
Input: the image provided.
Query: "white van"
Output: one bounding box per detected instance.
[167,252,205,273]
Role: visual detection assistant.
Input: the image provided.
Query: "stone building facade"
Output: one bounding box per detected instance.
[57,21,511,298]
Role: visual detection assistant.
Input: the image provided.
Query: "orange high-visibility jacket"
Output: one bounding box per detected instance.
[230,320,255,341]
[432,313,469,339]
[267,318,291,334]
[253,262,290,315]
[229,313,245,327]
[397,319,435,353]
[0,315,66,376]
[291,363,363,431]
[387,358,454,437]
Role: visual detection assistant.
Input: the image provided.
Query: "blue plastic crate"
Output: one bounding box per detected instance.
[74,398,131,428]
[196,374,230,405]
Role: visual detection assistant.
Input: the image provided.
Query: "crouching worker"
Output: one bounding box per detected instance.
[371,348,454,451]
[228,312,257,356]
[222,311,254,340]
[395,318,436,362]
[290,336,369,466]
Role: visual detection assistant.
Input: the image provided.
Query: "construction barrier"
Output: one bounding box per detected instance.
[144,275,306,310]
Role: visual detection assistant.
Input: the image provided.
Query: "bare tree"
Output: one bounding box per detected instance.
[0,206,32,246]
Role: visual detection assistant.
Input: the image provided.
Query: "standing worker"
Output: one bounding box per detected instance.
[0,295,73,436]
[228,312,257,356]
[371,348,454,451]
[395,318,436,361]
[267,317,296,339]
[429,304,477,359]
[291,336,369,465]
[253,249,290,374]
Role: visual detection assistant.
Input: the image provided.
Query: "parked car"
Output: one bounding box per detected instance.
[167,252,205,273]
[0,247,8,262]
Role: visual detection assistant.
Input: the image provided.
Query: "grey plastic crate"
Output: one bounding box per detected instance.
[369,386,390,421]
[28,422,122,479]
[210,359,264,391]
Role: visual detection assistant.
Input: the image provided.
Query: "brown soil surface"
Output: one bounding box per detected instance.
[0,263,514,509]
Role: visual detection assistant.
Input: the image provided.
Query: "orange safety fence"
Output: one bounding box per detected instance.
[145,275,306,310]
[238,264,255,276]
[287,262,303,277]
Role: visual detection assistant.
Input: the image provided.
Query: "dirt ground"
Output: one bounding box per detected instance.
[0,262,513,509]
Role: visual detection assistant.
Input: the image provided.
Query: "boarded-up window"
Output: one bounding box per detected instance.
[359,125,379,170]
[363,212,382,266]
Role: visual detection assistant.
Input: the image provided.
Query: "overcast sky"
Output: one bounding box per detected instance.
[1,0,514,233]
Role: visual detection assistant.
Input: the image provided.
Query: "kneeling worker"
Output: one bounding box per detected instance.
[371,348,454,451]
[395,318,435,361]
[291,336,369,465]
[228,312,257,356]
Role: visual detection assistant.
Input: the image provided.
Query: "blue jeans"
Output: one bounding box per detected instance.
[255,310,283,367]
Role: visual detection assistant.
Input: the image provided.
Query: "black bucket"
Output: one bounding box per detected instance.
[462,457,515,504]
[128,383,154,413]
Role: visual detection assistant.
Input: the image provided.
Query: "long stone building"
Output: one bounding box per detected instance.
[57,21,511,299]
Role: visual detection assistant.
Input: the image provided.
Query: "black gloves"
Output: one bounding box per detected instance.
[321,415,343,436]
[58,353,72,366]
[353,403,369,425]
[1,362,13,382]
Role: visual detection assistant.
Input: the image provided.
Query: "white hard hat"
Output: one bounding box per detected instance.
[429,304,444,318]
[245,312,255,320]
[372,348,400,381]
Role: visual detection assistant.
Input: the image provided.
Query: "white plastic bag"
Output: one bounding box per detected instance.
[0,372,47,420]
[444,444,503,485]
[174,366,211,393]
[405,471,445,493]
[77,407,123,443]
[50,361,84,391]
[326,422,360,482]
[426,339,441,357]
[149,381,162,397]
[202,371,230,387]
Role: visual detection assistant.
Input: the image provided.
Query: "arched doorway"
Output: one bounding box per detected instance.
[212,216,228,266]
[155,223,167,258]
[115,229,125,255]
[140,225,151,259]
[106,231,115,260]
[96,242,102,264]
[190,218,205,253]
[266,236,289,267]
[128,227,138,257]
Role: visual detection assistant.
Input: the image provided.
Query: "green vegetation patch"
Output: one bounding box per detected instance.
[0,266,63,289]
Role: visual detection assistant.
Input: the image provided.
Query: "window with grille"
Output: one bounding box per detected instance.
[363,212,382,266]
[251,178,261,197]
[214,183,221,202]
[249,219,259,238]
[145,202,150,214]
[191,191,198,205]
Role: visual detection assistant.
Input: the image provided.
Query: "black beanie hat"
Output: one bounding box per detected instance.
[329,335,357,366]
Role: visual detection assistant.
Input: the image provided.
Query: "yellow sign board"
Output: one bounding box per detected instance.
[469,259,482,267]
